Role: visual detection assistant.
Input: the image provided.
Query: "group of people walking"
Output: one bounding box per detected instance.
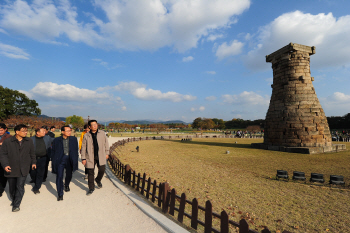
[0,120,109,212]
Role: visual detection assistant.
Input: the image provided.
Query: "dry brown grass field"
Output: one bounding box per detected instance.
[112,138,350,233]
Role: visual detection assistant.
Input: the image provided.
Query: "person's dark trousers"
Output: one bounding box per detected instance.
[56,155,73,197]
[0,165,7,195]
[43,157,50,181]
[7,176,27,208]
[85,167,88,175]
[87,159,105,190]
[30,156,47,191]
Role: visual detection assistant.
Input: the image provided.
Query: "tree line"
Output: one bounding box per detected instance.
[191,117,265,130]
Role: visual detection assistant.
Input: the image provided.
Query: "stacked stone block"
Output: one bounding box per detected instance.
[264,43,332,151]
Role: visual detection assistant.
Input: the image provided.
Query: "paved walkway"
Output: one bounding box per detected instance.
[0,137,183,233]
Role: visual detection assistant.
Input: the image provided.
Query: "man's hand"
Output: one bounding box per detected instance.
[0,142,2,146]
[106,155,109,159]
[82,160,86,166]
[32,164,36,170]
[4,166,11,172]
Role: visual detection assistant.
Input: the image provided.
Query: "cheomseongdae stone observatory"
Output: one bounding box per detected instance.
[252,43,346,154]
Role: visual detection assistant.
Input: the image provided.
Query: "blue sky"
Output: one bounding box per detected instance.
[1,0,350,123]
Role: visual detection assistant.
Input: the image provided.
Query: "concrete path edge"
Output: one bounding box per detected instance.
[105,165,190,233]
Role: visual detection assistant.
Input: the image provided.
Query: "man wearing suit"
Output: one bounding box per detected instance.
[51,125,78,201]
[81,120,109,196]
[0,124,36,212]
[0,123,12,197]
[30,127,52,194]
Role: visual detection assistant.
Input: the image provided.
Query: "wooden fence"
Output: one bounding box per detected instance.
[108,136,291,233]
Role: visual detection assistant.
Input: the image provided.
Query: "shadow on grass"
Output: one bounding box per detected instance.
[163,139,252,149]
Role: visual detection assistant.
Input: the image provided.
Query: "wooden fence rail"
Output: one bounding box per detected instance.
[108,136,291,233]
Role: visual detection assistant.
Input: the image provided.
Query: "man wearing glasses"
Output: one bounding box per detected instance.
[0,124,36,212]
[51,125,78,201]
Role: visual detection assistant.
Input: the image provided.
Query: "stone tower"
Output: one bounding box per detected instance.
[262,43,334,153]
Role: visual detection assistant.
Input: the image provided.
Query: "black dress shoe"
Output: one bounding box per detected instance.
[12,207,20,212]
[86,189,94,196]
[57,196,63,201]
[64,186,70,192]
[95,178,102,188]
[33,190,40,194]
[0,192,2,197]
[29,180,35,183]
[43,179,46,182]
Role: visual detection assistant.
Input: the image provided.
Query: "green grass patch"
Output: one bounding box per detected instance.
[113,138,350,233]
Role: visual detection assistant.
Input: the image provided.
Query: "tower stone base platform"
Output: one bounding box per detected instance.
[251,143,346,154]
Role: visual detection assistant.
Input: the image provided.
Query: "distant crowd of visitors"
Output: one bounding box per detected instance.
[0,120,109,212]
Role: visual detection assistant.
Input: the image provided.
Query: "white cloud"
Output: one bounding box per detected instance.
[182,56,194,62]
[0,42,30,59]
[0,28,7,34]
[121,106,127,111]
[222,91,269,106]
[222,91,270,119]
[244,11,350,70]
[0,0,104,46]
[328,92,350,102]
[0,0,250,52]
[114,81,196,102]
[26,82,122,105]
[205,71,216,75]
[215,40,244,60]
[205,96,217,101]
[191,106,205,112]
[92,58,122,69]
[321,92,350,117]
[207,34,224,41]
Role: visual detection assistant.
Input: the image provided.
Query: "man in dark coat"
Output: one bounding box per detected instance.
[51,125,78,201]
[42,125,54,182]
[0,123,12,197]
[30,127,52,194]
[0,124,36,212]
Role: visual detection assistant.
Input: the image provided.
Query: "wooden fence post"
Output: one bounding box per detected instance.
[124,164,131,184]
[169,189,176,216]
[152,180,157,203]
[158,183,163,207]
[220,210,229,233]
[239,219,249,233]
[141,173,146,195]
[136,173,141,191]
[146,177,151,200]
[162,182,170,213]
[205,200,213,233]
[132,171,136,188]
[191,198,199,230]
[178,193,186,222]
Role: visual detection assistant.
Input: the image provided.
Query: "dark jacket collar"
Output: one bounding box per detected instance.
[10,136,29,142]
